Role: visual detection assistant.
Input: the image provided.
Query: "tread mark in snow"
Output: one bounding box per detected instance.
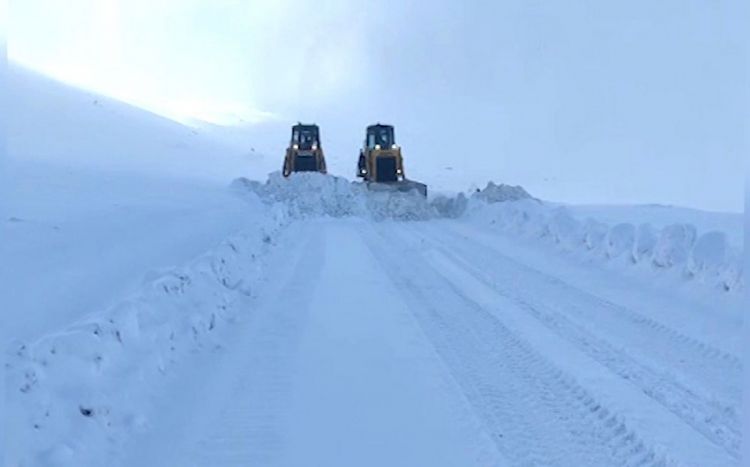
[360,224,668,467]
[184,228,326,467]
[402,223,741,459]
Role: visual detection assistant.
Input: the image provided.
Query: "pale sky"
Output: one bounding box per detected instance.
[8,0,748,211]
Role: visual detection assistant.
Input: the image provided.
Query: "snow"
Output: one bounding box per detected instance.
[604,222,635,259]
[463,198,744,293]
[652,223,698,268]
[6,195,285,466]
[472,181,534,204]
[7,65,259,181]
[121,219,505,467]
[234,171,438,221]
[1,64,291,465]
[1,161,265,343]
[4,68,744,467]
[565,203,743,247]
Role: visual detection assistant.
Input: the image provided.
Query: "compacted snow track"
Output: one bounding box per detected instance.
[128,219,505,467]
[363,223,734,467]
[118,217,738,467]
[395,222,742,458]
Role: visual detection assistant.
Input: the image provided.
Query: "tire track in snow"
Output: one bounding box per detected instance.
[426,221,743,384]
[182,225,326,467]
[402,223,741,459]
[360,223,668,467]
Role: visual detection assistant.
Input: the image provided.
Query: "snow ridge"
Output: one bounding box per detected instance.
[6,194,288,467]
[232,172,437,221]
[465,198,743,292]
[234,174,742,292]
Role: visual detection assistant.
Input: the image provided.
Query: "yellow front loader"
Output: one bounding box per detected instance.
[283,123,327,176]
[356,123,426,196]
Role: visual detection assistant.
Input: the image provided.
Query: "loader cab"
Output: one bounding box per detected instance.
[366,124,395,150]
[359,124,403,183]
[283,123,327,176]
[291,124,320,151]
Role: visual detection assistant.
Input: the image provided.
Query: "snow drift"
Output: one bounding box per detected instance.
[464,198,743,292]
[2,65,266,344]
[472,182,535,204]
[234,174,743,292]
[232,172,438,221]
[5,194,288,467]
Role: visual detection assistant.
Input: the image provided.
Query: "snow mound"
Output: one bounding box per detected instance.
[232,172,438,221]
[5,193,287,467]
[686,231,743,291]
[605,223,636,259]
[431,193,469,218]
[466,200,743,292]
[652,224,697,268]
[429,182,533,218]
[472,182,534,204]
[633,223,659,262]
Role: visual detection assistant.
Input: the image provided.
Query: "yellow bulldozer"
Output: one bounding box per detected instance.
[357,123,427,196]
[282,123,327,176]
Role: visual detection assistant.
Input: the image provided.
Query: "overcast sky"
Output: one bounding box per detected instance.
[8,0,748,211]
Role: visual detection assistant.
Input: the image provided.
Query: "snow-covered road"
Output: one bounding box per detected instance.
[121,217,739,467]
[6,65,743,467]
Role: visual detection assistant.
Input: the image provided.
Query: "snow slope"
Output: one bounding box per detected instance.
[1,65,264,343]
[7,65,258,181]
[6,194,284,466]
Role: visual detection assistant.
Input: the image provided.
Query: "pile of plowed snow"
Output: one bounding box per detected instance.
[5,194,288,467]
[472,182,535,204]
[463,198,743,292]
[431,182,535,218]
[232,172,438,221]
[232,174,742,292]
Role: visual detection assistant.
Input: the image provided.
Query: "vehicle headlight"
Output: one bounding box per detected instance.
[312,143,318,150]
[375,144,381,150]
[392,144,399,149]
[292,144,299,150]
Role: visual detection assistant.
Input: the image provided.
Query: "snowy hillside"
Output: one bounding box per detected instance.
[4,69,744,467]
[6,65,264,180]
[1,65,270,343]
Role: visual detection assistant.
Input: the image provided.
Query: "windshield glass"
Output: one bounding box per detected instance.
[293,127,319,150]
[367,126,394,149]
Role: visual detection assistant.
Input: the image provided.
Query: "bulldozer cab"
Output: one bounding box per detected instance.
[359,124,403,183]
[283,123,327,176]
[357,123,427,196]
[366,124,395,149]
[292,124,320,151]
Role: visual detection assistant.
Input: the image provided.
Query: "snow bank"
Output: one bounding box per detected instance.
[472,181,534,204]
[565,204,743,248]
[5,193,288,467]
[2,160,262,344]
[431,181,533,219]
[465,198,743,292]
[431,193,469,218]
[232,172,438,221]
